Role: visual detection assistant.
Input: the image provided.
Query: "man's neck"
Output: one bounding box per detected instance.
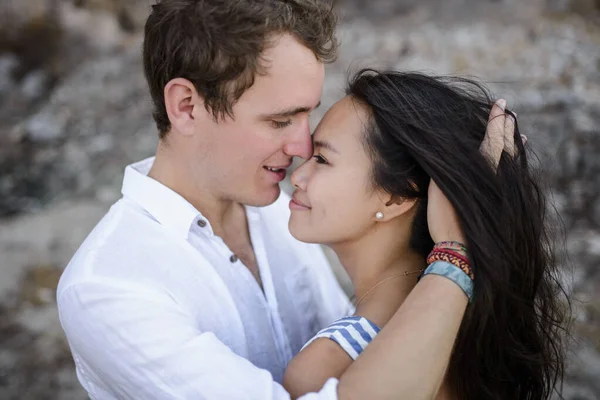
[148,145,245,236]
[148,143,260,289]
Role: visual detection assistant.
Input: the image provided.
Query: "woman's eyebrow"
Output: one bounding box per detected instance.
[313,139,338,154]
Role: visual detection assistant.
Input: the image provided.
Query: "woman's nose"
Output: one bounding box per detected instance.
[290,159,311,190]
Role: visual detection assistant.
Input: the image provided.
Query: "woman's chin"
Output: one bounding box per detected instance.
[288,220,318,244]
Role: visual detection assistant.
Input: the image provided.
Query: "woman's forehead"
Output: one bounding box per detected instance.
[312,97,372,159]
[314,97,368,138]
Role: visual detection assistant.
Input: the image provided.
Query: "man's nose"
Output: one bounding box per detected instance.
[283,121,313,160]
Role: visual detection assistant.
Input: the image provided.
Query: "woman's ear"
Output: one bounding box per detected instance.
[374,195,418,222]
[164,77,203,136]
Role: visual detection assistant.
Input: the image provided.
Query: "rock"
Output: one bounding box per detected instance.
[20,70,51,101]
[0,303,86,400]
[20,266,62,307]
[0,39,156,217]
[0,1,52,31]
[25,108,69,142]
[59,1,125,53]
[0,54,19,97]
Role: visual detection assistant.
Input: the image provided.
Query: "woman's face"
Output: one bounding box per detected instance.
[289,96,384,245]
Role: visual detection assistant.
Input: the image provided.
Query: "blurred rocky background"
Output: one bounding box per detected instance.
[0,0,598,398]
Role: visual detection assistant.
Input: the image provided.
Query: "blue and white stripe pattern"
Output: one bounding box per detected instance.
[301,316,381,360]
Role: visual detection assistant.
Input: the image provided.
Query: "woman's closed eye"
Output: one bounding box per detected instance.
[313,154,329,165]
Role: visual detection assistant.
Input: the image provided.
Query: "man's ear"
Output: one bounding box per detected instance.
[164,78,203,136]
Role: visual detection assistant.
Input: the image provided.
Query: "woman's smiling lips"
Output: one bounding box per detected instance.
[290,191,311,210]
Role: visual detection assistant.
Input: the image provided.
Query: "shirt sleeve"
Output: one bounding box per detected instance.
[301,316,381,360]
[58,281,339,400]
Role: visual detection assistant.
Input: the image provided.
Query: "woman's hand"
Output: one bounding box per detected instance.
[427,99,515,244]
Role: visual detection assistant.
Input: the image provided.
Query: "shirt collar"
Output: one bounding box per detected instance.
[121,157,202,240]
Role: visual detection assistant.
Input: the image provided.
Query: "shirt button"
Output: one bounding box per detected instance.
[197,219,207,228]
[229,254,238,263]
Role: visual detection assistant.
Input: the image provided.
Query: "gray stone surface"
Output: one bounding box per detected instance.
[0,0,598,398]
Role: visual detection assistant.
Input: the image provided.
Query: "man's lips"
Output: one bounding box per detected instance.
[262,163,291,182]
[263,163,292,172]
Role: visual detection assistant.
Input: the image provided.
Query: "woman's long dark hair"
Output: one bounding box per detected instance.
[347,69,570,400]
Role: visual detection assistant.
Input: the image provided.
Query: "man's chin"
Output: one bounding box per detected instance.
[245,185,281,207]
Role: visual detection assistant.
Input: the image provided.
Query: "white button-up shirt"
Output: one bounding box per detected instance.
[57,157,351,399]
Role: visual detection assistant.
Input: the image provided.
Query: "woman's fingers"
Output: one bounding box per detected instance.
[503,111,516,157]
[479,99,507,172]
[427,178,465,244]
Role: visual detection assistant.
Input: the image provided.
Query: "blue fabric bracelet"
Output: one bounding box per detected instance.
[422,260,474,302]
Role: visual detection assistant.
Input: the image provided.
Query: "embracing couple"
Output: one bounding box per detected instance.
[57,1,568,399]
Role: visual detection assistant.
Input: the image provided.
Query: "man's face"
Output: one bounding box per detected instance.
[191,34,325,207]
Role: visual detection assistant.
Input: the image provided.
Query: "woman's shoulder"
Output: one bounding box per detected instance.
[302,315,381,360]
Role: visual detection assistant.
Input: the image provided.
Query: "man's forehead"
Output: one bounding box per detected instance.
[240,55,324,115]
[256,36,325,93]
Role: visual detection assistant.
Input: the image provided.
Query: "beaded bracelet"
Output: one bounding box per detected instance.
[428,248,470,268]
[427,249,474,280]
[433,241,468,254]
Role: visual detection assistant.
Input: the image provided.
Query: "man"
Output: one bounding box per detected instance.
[58,1,508,398]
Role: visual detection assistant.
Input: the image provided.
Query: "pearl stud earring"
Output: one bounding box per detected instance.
[376,212,384,220]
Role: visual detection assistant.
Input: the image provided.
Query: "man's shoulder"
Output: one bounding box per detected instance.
[81,197,175,254]
[58,198,196,293]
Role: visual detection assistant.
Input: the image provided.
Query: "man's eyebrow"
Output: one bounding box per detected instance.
[313,139,339,154]
[262,101,321,118]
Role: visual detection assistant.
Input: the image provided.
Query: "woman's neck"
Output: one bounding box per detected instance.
[330,221,425,326]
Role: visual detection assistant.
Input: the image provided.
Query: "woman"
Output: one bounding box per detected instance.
[283,70,569,399]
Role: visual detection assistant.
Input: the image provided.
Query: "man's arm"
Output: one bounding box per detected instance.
[58,280,334,400]
[58,275,462,400]
[59,276,464,400]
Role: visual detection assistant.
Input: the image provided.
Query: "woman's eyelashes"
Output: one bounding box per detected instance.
[313,154,329,165]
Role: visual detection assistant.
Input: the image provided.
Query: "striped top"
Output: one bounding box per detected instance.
[301,316,381,360]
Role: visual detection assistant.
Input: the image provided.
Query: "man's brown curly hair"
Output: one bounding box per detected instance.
[143,0,338,138]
